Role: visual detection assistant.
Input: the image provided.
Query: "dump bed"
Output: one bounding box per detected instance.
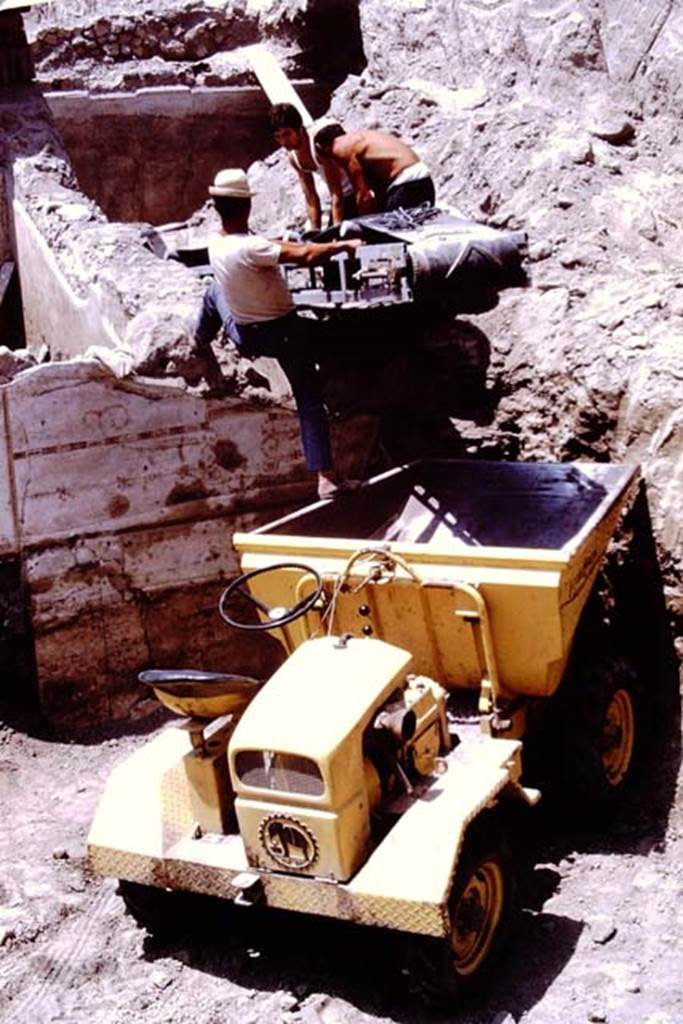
[233,460,639,699]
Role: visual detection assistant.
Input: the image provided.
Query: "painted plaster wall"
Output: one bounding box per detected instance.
[2,361,309,721]
[0,390,18,557]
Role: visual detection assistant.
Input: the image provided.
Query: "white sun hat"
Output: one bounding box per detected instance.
[208,168,256,198]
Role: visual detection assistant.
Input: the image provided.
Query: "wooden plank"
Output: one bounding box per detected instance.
[0,1,50,12]
[245,44,312,126]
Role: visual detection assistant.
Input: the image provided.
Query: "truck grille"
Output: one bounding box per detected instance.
[235,751,324,797]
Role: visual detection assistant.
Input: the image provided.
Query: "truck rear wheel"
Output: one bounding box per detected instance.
[559,654,641,804]
[404,823,517,1001]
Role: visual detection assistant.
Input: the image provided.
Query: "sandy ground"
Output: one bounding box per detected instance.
[1,691,681,1024]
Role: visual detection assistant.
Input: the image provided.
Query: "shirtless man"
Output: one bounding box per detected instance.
[269,103,356,228]
[314,125,436,216]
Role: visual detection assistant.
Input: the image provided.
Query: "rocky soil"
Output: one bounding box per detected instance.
[2,1,682,1022]
[1,690,681,1024]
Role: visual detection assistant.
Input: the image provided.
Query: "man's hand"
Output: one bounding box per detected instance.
[357,189,376,215]
[278,237,363,267]
[337,238,363,257]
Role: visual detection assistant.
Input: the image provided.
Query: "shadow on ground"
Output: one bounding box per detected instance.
[139,888,582,1024]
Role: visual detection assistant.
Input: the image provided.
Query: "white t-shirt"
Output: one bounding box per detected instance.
[208,233,295,325]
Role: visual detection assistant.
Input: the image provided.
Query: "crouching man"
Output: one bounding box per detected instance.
[314,125,435,216]
[195,168,362,500]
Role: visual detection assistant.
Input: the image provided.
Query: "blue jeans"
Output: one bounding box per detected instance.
[195,282,332,472]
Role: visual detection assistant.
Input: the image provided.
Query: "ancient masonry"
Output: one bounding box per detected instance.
[0,2,346,723]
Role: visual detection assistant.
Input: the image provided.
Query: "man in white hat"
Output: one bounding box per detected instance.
[195,167,362,500]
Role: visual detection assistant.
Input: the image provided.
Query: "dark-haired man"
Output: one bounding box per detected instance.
[314,125,435,216]
[269,103,356,227]
[194,168,362,499]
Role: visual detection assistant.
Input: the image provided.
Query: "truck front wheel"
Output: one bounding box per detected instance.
[404,822,517,1001]
[449,845,508,978]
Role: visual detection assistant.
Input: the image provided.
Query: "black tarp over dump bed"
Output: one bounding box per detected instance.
[252,460,634,552]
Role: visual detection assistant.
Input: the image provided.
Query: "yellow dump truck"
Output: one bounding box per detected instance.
[88,459,640,998]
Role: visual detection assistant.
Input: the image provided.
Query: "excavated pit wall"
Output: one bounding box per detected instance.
[42,83,327,223]
[23,0,364,222]
[2,0,682,725]
[0,0,368,724]
[0,94,312,723]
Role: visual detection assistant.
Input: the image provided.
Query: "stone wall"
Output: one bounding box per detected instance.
[25,0,365,93]
[30,8,261,71]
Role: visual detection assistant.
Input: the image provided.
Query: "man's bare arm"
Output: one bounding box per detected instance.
[277,237,362,266]
[293,161,322,230]
[319,157,346,225]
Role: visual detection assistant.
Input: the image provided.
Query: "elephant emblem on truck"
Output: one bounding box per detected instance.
[259,815,318,870]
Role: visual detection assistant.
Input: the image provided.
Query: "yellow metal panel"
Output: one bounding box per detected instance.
[235,795,371,881]
[229,637,412,768]
[161,760,195,844]
[348,739,519,907]
[232,463,639,702]
[88,847,167,888]
[242,558,566,698]
[161,842,447,936]
[89,730,520,939]
[88,728,191,860]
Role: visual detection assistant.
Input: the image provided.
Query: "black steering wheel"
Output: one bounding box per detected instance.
[218,562,324,631]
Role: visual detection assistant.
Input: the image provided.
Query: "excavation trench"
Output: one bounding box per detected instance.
[45,83,330,224]
[0,79,337,721]
[2,58,412,722]
[0,2,680,741]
